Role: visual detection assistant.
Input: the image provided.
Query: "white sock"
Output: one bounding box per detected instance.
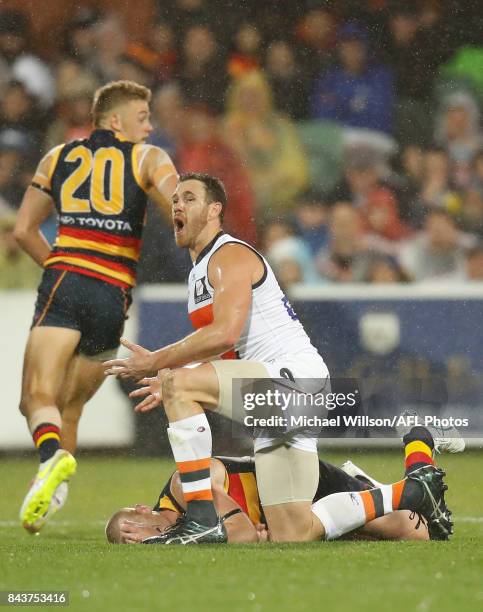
[312,492,367,540]
[312,484,396,540]
[167,413,213,502]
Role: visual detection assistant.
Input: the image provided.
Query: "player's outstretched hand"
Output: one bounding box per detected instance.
[129,373,164,412]
[103,338,156,380]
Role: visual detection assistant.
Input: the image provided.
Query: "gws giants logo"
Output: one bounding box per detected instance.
[194,276,211,304]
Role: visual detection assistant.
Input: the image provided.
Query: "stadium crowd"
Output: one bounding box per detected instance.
[1,0,483,288]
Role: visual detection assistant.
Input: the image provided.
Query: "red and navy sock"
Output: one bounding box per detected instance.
[32,423,61,463]
[403,426,434,475]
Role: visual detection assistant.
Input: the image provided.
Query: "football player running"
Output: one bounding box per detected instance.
[15,80,178,533]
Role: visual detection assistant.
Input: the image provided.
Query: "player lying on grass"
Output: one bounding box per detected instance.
[105,427,453,544]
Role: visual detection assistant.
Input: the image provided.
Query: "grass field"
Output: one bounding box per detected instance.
[1,450,482,612]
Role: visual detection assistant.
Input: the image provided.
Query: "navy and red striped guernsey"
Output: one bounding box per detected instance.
[39,129,149,288]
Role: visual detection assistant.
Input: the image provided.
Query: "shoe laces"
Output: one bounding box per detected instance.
[159,515,186,535]
[409,511,427,530]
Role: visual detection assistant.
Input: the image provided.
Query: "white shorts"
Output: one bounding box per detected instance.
[211,351,330,453]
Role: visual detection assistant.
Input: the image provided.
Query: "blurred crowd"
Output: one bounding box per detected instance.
[1,0,483,288]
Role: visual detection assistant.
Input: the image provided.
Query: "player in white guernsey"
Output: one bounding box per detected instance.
[105,174,451,544]
[104,173,332,543]
[106,175,452,544]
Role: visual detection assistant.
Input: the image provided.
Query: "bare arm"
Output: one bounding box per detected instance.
[13,152,57,266]
[104,243,264,378]
[150,244,255,368]
[138,145,178,220]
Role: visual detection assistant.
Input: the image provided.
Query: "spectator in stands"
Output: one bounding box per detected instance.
[440,46,483,101]
[0,213,42,289]
[400,145,425,189]
[328,146,397,211]
[90,14,128,83]
[262,218,320,288]
[418,146,462,217]
[311,22,395,135]
[118,55,154,88]
[0,135,32,209]
[382,1,451,103]
[293,190,329,256]
[399,210,476,282]
[461,178,483,238]
[0,80,43,152]
[178,105,257,244]
[224,70,309,217]
[382,4,420,95]
[0,0,481,293]
[44,85,94,150]
[161,0,213,40]
[380,3,433,146]
[395,144,428,229]
[317,203,371,282]
[365,254,410,283]
[228,23,262,79]
[178,25,228,114]
[471,149,483,190]
[362,186,411,242]
[43,60,98,150]
[0,10,55,108]
[148,20,178,85]
[462,149,483,236]
[56,58,98,98]
[123,19,177,88]
[149,83,185,161]
[435,91,483,189]
[264,40,309,120]
[295,6,336,81]
[63,7,100,71]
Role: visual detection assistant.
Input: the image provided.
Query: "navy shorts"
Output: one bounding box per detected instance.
[32,268,132,357]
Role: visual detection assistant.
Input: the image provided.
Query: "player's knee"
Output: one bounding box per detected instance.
[161,369,188,405]
[19,386,56,415]
[105,508,136,544]
[18,396,29,416]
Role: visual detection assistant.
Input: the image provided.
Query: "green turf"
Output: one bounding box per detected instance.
[1,451,482,612]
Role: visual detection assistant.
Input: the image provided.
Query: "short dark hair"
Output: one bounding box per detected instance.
[179,172,227,223]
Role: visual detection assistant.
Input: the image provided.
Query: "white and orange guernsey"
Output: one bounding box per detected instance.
[187,231,320,361]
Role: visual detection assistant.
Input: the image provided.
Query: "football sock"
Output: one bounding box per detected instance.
[167,413,218,527]
[312,478,423,540]
[317,460,371,497]
[32,423,61,463]
[403,426,434,474]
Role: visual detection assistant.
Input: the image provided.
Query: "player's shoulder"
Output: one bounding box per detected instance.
[134,143,171,163]
[37,143,68,175]
[211,238,260,265]
[43,143,66,161]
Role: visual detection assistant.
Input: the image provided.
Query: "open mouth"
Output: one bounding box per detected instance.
[174,217,185,233]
